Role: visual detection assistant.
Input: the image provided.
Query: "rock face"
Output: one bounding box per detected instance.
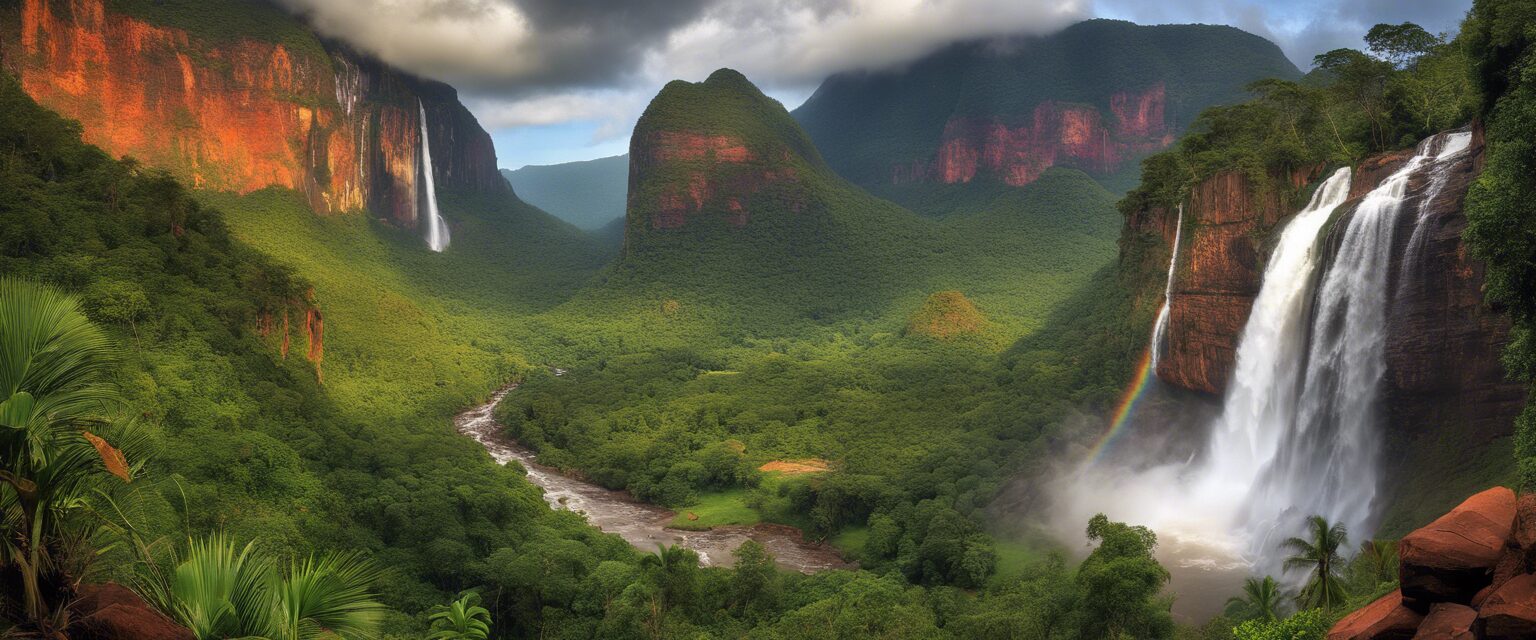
[1330,590,1425,640]
[1414,603,1478,640]
[0,0,507,226]
[1400,487,1518,608]
[794,19,1301,200]
[625,69,815,243]
[1125,129,1522,439]
[1330,488,1536,640]
[70,583,194,640]
[891,85,1174,188]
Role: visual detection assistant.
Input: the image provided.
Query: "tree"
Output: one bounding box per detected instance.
[1282,516,1350,612]
[1075,514,1173,640]
[134,534,386,640]
[1365,22,1443,67]
[430,591,493,640]
[728,540,780,620]
[0,278,135,633]
[1233,609,1330,640]
[1356,540,1398,585]
[1225,576,1285,622]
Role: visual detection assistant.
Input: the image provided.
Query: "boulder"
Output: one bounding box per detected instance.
[1330,590,1425,640]
[69,583,193,640]
[1411,603,1476,640]
[1473,544,1526,607]
[1400,487,1517,608]
[1477,574,1536,640]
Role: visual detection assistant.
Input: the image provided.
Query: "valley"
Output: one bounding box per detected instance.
[1,1,1534,639]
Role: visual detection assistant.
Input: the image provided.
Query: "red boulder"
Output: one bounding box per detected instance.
[1477,574,1536,640]
[1400,487,1517,608]
[1411,603,1476,640]
[69,583,193,640]
[1330,590,1425,640]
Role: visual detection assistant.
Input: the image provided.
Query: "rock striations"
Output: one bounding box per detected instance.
[0,0,507,227]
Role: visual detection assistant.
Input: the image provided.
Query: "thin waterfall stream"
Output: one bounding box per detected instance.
[419,100,450,253]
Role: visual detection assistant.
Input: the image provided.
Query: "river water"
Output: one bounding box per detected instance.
[455,385,852,573]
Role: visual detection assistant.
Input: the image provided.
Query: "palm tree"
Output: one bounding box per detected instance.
[1224,576,1284,622]
[136,534,386,640]
[1282,515,1350,612]
[1357,539,1399,585]
[0,278,134,631]
[429,591,492,640]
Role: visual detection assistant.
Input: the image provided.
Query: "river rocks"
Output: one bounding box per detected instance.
[1412,603,1477,640]
[1329,590,1423,640]
[1400,487,1517,608]
[1331,487,1536,639]
[1476,574,1536,639]
[70,583,194,640]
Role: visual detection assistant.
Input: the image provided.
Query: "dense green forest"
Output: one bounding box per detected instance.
[501,156,630,231]
[5,0,1534,637]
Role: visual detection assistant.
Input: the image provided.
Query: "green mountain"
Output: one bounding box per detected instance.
[500,154,629,230]
[792,19,1301,211]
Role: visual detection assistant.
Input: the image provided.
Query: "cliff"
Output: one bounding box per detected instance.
[625,69,816,244]
[0,0,507,227]
[793,19,1300,204]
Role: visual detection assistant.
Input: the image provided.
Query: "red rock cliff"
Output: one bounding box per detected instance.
[893,85,1174,188]
[1127,130,1521,452]
[627,130,806,232]
[0,0,506,226]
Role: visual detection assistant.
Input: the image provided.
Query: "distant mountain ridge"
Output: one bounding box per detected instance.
[501,155,628,230]
[792,19,1301,206]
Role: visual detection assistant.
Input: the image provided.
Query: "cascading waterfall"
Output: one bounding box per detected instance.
[1149,204,1184,369]
[1398,130,1472,296]
[1235,133,1469,563]
[419,100,450,253]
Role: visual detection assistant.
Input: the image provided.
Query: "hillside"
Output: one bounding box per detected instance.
[502,154,629,230]
[792,19,1301,212]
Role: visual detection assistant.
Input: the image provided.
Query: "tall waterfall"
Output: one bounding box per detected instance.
[419,100,450,253]
[1057,131,1475,586]
[1149,204,1184,369]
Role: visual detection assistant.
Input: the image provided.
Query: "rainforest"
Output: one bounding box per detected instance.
[2,0,1536,638]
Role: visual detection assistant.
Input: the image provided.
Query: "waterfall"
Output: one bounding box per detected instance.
[1398,130,1473,296]
[1056,132,1473,587]
[1149,204,1184,369]
[419,100,450,253]
[1234,134,1463,564]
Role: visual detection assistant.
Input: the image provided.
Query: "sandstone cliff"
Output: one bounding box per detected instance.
[0,0,507,227]
[624,69,815,243]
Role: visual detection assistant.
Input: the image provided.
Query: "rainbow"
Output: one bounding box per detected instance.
[1086,347,1158,464]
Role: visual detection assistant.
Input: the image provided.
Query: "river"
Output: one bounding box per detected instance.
[455,384,852,573]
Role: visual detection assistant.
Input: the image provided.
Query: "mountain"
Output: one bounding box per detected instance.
[0,0,506,230]
[791,19,1301,210]
[501,155,629,230]
[609,67,1125,339]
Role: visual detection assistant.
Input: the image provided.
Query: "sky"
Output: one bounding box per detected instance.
[277,0,1472,170]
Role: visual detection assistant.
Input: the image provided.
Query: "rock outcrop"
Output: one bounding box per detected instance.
[625,69,815,243]
[0,0,507,226]
[70,583,194,640]
[1330,590,1424,640]
[891,85,1174,188]
[1126,129,1522,437]
[1399,487,1517,608]
[1329,488,1536,640]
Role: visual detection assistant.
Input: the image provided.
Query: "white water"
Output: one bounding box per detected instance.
[418,100,450,252]
[1149,204,1184,369]
[1399,131,1472,294]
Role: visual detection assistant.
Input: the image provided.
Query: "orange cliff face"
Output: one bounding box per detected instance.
[892,84,1173,187]
[1,0,506,225]
[630,131,804,231]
